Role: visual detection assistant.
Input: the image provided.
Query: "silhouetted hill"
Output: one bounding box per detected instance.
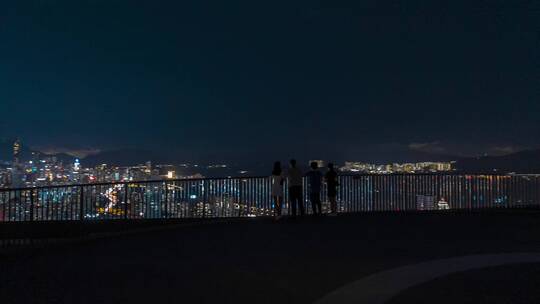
[45,153,76,164]
[381,150,457,163]
[455,149,540,173]
[342,149,458,164]
[81,149,170,167]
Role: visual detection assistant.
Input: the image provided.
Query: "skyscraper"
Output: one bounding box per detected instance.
[13,139,21,164]
[10,139,23,187]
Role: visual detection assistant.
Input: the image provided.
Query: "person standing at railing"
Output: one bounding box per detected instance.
[306,161,322,215]
[271,161,285,219]
[287,159,305,217]
[325,163,338,216]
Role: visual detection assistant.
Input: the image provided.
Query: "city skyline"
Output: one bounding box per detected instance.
[1,0,539,163]
[2,137,457,189]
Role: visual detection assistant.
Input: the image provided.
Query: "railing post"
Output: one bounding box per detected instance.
[202,202,206,219]
[237,180,242,217]
[164,182,169,219]
[436,174,441,210]
[79,185,84,221]
[124,183,129,220]
[202,180,206,218]
[29,189,34,222]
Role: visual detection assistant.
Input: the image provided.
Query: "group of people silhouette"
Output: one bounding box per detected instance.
[271,159,338,219]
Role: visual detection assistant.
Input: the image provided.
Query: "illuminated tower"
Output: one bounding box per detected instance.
[13,139,21,164]
[10,139,24,187]
[74,158,81,172]
[145,161,152,174]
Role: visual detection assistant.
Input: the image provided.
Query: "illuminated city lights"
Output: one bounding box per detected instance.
[340,161,453,174]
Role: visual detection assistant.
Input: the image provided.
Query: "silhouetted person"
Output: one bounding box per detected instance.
[287,159,305,216]
[325,163,338,215]
[271,161,285,219]
[306,161,322,215]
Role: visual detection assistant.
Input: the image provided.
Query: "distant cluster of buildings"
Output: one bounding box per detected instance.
[339,161,454,174]
[0,140,203,189]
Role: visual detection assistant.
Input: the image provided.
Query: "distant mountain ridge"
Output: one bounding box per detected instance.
[81,149,173,167]
[454,149,540,174]
[3,138,540,174]
[75,148,540,174]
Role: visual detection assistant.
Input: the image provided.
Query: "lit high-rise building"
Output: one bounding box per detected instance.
[13,139,21,164]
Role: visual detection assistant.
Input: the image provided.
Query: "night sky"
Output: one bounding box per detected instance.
[1,0,539,163]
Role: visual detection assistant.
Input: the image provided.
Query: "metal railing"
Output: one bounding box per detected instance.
[1,174,539,222]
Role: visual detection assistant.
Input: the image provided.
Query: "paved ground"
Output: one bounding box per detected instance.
[2,211,540,303]
[388,263,540,304]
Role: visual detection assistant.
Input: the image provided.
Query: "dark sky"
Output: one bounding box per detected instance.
[1,0,539,162]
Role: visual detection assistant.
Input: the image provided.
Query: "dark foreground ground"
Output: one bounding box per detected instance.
[2,210,540,304]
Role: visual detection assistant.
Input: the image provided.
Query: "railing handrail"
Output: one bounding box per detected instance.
[1,172,539,223]
[1,172,539,192]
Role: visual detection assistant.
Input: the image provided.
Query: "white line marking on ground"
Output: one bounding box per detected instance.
[315,253,540,304]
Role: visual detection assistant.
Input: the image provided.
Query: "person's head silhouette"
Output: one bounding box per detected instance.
[310,161,318,170]
[272,161,282,175]
[290,159,297,168]
[328,163,334,171]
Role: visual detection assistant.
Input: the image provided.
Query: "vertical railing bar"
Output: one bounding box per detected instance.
[124,183,128,220]
[164,181,169,219]
[79,185,84,221]
[29,188,34,222]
